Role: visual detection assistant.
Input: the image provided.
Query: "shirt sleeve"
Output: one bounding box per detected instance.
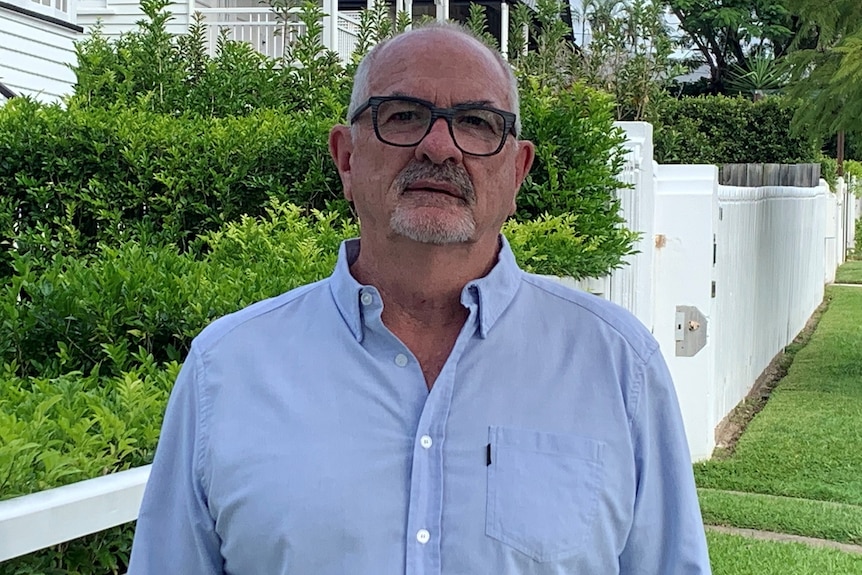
[127,345,224,574]
[619,347,712,575]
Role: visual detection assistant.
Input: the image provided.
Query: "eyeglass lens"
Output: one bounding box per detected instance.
[375,99,506,155]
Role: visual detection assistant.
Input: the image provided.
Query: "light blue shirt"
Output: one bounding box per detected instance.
[129,237,711,575]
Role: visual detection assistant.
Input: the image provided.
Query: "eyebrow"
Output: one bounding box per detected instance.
[386,91,496,109]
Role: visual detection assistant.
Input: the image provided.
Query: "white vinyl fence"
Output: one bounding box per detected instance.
[0,122,855,563]
[596,123,852,462]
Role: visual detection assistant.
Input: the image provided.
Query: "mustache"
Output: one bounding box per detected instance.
[393,160,475,203]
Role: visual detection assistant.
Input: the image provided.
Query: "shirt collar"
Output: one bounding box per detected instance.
[329,236,523,342]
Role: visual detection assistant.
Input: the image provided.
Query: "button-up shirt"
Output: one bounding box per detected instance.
[128,237,711,574]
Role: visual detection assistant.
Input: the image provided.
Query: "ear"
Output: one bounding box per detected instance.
[329,124,355,202]
[509,139,536,215]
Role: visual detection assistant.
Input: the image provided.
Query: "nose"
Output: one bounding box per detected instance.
[414,117,463,165]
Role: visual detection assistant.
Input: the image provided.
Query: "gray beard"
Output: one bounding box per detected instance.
[390,204,476,244]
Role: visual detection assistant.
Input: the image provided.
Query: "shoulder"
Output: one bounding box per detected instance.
[193,278,329,352]
[518,273,658,364]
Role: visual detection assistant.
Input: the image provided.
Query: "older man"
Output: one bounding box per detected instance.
[128,23,711,575]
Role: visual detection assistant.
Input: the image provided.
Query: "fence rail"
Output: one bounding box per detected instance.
[0,466,150,562]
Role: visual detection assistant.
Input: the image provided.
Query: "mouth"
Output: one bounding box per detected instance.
[404,180,464,200]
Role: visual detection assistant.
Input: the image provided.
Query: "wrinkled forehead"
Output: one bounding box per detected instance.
[367,30,511,108]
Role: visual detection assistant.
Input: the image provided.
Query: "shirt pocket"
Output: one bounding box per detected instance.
[485,425,605,563]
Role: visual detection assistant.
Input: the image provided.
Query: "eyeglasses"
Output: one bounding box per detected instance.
[349,96,518,157]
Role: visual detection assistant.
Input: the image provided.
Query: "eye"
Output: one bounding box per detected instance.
[460,114,492,128]
[455,110,504,135]
[390,110,420,122]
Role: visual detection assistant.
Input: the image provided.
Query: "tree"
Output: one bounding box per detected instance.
[783,0,862,146]
[667,0,811,93]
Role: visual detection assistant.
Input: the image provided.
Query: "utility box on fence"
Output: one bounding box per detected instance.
[675,305,707,357]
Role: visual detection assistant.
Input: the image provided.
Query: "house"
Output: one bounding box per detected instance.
[0,0,82,102]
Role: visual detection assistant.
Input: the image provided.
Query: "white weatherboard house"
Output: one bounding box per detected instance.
[1,0,531,104]
[0,0,82,102]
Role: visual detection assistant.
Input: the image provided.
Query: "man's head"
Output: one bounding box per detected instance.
[328,24,534,248]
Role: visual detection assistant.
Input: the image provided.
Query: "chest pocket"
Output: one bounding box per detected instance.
[485,426,605,563]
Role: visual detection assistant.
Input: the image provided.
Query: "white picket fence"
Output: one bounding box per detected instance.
[0,122,854,563]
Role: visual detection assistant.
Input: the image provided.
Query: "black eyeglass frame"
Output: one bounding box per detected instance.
[349,96,519,157]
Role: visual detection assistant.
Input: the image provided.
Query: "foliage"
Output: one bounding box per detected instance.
[725,54,792,98]
[70,0,350,118]
[0,203,357,380]
[667,0,809,94]
[517,79,634,254]
[509,0,576,89]
[0,98,344,274]
[0,358,176,574]
[505,213,638,278]
[572,0,685,120]
[464,3,500,50]
[651,95,817,164]
[784,0,862,142]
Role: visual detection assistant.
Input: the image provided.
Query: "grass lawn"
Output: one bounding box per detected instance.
[836,261,862,284]
[699,489,862,545]
[695,286,862,505]
[708,531,862,574]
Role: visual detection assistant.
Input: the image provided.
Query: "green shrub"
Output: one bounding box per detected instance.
[0,99,345,274]
[652,95,818,165]
[0,203,357,379]
[70,0,350,119]
[0,360,177,575]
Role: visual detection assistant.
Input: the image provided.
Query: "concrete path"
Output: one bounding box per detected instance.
[706,525,862,555]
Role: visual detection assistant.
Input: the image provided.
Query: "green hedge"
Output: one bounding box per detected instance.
[0,100,343,274]
[652,95,818,165]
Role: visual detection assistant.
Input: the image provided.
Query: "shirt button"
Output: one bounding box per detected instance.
[416,529,430,544]
[360,292,373,306]
[394,353,408,367]
[420,435,433,449]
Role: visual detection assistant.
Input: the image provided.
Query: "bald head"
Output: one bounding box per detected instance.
[347,23,522,136]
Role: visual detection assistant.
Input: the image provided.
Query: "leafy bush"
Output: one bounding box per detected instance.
[2,201,626,384]
[517,79,632,254]
[652,95,818,165]
[0,99,344,275]
[70,0,350,118]
[0,203,357,380]
[0,360,177,575]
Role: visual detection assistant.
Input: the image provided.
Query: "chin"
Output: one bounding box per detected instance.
[390,207,476,245]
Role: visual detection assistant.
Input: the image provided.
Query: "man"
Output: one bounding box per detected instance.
[128,23,711,574]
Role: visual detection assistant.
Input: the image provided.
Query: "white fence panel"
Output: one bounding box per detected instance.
[712,185,827,428]
[653,164,718,461]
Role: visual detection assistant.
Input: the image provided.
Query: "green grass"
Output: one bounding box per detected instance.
[836,261,862,284]
[699,489,862,545]
[695,286,862,505]
[708,532,862,574]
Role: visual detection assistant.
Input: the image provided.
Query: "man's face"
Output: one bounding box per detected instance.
[329,30,534,247]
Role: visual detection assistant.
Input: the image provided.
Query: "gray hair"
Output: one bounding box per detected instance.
[347,22,522,137]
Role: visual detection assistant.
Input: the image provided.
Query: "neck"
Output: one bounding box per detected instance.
[350,234,500,328]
